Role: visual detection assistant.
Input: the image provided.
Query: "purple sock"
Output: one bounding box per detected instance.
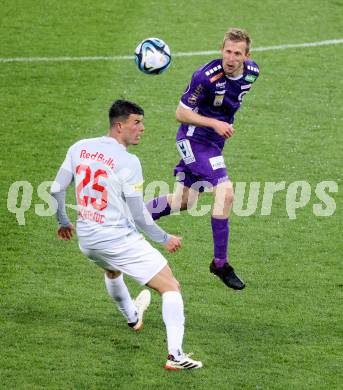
[146,195,172,220]
[211,217,230,268]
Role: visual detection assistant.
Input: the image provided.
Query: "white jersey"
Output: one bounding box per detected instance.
[51,136,144,249]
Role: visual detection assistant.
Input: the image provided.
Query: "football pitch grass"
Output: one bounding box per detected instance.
[1,1,342,388]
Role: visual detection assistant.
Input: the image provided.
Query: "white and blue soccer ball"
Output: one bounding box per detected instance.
[134,38,171,75]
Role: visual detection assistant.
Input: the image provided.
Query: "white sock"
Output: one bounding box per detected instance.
[104,273,138,324]
[162,291,185,358]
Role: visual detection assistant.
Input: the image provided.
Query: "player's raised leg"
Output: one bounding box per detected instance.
[146,182,199,221]
[131,289,151,331]
[147,264,203,370]
[105,270,150,331]
[209,180,245,290]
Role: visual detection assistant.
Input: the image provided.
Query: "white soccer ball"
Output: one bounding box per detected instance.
[134,37,171,75]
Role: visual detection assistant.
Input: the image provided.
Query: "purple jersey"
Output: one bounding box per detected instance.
[177,58,259,149]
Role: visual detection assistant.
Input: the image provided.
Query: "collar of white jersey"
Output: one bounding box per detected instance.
[101,136,126,149]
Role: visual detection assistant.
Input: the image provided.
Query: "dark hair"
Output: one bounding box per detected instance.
[109,99,144,127]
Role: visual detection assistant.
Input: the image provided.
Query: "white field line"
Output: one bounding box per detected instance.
[1,38,343,64]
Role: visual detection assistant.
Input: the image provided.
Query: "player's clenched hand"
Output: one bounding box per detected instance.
[164,235,182,253]
[212,120,234,138]
[57,224,75,240]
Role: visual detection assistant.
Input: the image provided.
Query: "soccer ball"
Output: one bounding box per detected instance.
[134,38,171,75]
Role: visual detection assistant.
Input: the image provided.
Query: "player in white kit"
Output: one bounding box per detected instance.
[51,100,202,370]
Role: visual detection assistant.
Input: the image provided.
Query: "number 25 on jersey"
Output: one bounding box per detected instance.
[76,164,108,211]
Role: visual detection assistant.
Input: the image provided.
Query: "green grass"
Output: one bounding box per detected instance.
[1,0,343,389]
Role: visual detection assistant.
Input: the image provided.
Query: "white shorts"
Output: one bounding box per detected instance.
[79,232,167,285]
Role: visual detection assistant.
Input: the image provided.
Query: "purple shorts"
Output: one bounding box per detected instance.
[173,138,229,192]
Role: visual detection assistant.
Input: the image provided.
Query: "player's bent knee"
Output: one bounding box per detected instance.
[106,270,122,279]
[226,189,234,205]
[184,196,197,209]
[213,189,234,217]
[163,281,180,293]
[169,193,183,212]
[182,190,199,210]
[147,276,180,294]
[146,264,181,293]
[173,277,181,291]
[214,182,234,205]
[159,279,180,294]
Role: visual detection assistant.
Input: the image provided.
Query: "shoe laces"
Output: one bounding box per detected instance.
[169,352,194,362]
[181,352,194,360]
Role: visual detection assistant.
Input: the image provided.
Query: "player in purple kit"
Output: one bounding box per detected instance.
[146,27,260,290]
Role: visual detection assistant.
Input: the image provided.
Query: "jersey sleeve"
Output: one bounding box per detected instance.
[119,155,144,198]
[126,197,170,244]
[179,69,208,110]
[244,60,260,83]
[50,146,74,193]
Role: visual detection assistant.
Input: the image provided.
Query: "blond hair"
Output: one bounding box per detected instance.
[223,27,251,53]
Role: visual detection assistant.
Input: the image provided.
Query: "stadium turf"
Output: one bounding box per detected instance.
[1,1,342,388]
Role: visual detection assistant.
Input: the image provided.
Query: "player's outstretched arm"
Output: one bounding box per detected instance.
[126,196,182,252]
[176,105,234,138]
[50,189,73,236]
[51,164,74,240]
